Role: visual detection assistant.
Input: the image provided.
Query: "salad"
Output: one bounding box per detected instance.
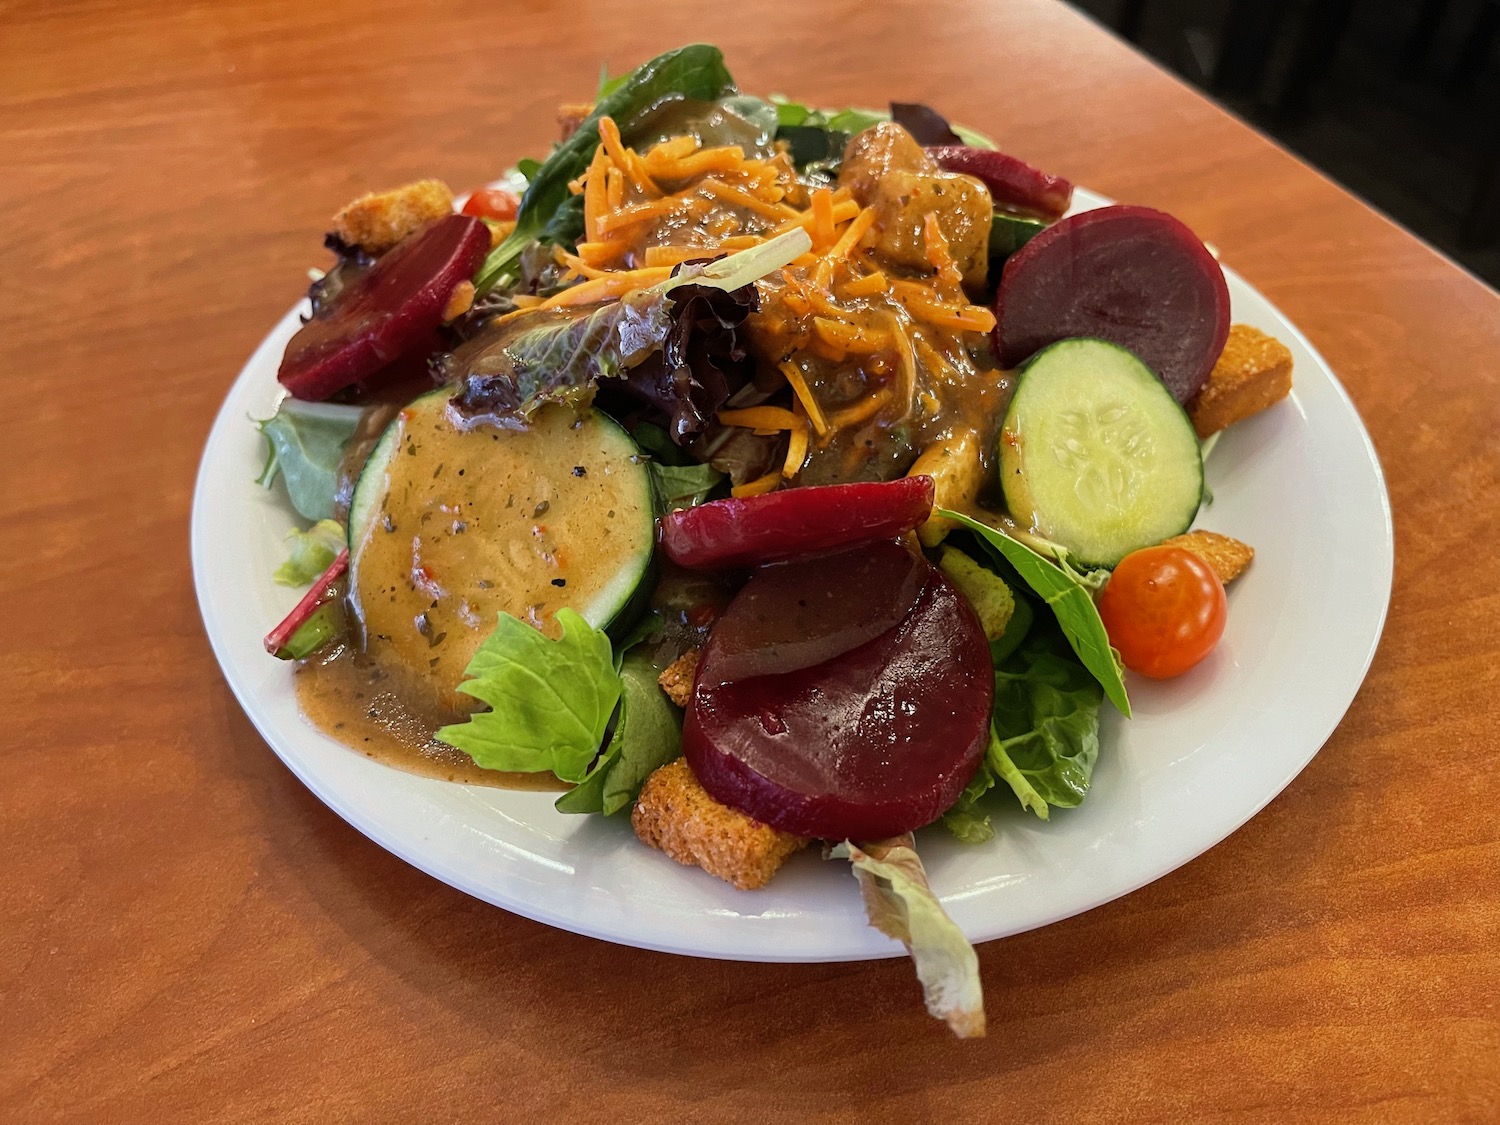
[252,45,1294,1038]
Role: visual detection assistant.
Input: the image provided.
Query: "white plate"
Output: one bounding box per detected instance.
[192,188,1393,962]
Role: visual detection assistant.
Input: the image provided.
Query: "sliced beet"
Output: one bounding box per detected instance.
[706,539,927,682]
[926,145,1074,220]
[993,204,1230,403]
[685,544,992,840]
[278,214,489,401]
[659,476,935,571]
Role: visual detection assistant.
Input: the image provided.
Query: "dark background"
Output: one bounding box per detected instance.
[1067,0,1500,286]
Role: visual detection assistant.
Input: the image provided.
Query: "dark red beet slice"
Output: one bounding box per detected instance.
[660,476,935,571]
[278,214,489,401]
[684,544,992,840]
[993,204,1230,403]
[926,145,1074,220]
[707,539,927,682]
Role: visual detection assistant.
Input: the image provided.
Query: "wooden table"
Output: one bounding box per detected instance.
[5,1,1497,1120]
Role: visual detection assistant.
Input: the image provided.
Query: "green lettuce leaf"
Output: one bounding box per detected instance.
[476,45,737,293]
[940,765,998,844]
[990,627,1103,816]
[436,609,621,782]
[650,462,725,512]
[939,510,1130,717]
[829,836,986,1039]
[254,398,362,521]
[273,519,345,587]
[937,546,1015,642]
[556,651,682,815]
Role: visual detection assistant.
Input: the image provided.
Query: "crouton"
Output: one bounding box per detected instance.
[657,650,699,709]
[1162,530,1255,584]
[908,428,984,548]
[632,759,807,890]
[1187,324,1294,438]
[558,102,593,141]
[332,179,454,253]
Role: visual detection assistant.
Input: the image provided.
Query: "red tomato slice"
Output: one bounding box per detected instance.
[1098,546,1227,679]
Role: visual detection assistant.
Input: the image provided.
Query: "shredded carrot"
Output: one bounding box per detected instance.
[731,471,782,498]
[827,206,877,262]
[777,361,828,436]
[840,269,889,297]
[810,188,836,250]
[509,294,544,309]
[646,146,746,181]
[699,178,799,222]
[539,266,674,308]
[883,309,918,420]
[643,245,721,267]
[605,165,625,211]
[596,117,631,174]
[558,249,611,280]
[574,239,632,268]
[596,196,683,234]
[582,143,611,244]
[718,405,801,431]
[922,212,963,289]
[828,391,891,431]
[783,408,809,478]
[648,135,698,162]
[717,234,764,251]
[813,316,890,354]
[889,280,997,333]
[772,198,859,237]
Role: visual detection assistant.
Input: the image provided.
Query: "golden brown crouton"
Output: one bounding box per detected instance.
[1162,530,1255,584]
[558,102,593,141]
[1187,324,1294,438]
[632,759,807,890]
[657,650,699,709]
[332,179,454,253]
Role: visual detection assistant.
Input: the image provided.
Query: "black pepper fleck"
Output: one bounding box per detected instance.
[551,578,566,588]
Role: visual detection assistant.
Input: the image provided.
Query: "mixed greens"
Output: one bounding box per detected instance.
[249,41,1290,1040]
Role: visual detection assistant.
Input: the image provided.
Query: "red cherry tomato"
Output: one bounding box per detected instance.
[1098,546,1227,679]
[461,188,520,222]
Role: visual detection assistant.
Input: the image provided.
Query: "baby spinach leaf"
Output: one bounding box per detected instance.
[555,651,682,815]
[436,609,621,782]
[476,44,736,293]
[939,510,1130,717]
[254,398,362,521]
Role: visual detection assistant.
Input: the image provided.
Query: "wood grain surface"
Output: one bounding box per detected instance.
[3,1,1498,1121]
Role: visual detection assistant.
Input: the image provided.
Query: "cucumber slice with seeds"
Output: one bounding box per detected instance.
[999,338,1203,568]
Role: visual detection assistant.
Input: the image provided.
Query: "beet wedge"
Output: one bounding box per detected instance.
[660,476,935,571]
[685,542,992,840]
[278,214,489,401]
[993,204,1230,403]
[926,145,1074,220]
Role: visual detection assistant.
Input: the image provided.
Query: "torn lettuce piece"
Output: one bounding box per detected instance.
[990,626,1104,816]
[448,229,812,443]
[650,461,726,513]
[436,609,621,783]
[273,519,345,587]
[830,836,986,1039]
[556,651,682,816]
[940,765,998,845]
[254,398,362,522]
[937,546,1016,642]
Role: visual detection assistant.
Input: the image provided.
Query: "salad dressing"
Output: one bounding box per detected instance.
[295,643,566,790]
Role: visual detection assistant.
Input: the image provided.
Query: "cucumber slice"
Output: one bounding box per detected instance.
[999,338,1203,567]
[348,392,654,715]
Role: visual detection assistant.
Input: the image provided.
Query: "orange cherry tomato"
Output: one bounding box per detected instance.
[461,188,520,222]
[1098,546,1227,679]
